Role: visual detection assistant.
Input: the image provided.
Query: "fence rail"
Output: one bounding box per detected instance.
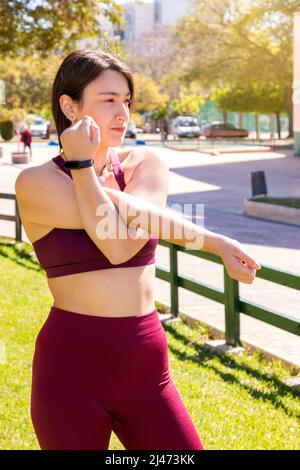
[156,240,300,347]
[0,193,22,242]
[1,192,300,347]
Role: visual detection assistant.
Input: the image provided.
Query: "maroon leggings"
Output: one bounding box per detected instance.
[31,306,204,450]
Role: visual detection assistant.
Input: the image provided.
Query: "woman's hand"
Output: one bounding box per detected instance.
[219,236,261,284]
[60,115,101,161]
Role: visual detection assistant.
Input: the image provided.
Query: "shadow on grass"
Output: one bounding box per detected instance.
[163,322,300,420]
[0,241,43,274]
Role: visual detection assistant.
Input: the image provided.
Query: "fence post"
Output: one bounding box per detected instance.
[15,198,22,242]
[170,244,179,317]
[224,267,241,346]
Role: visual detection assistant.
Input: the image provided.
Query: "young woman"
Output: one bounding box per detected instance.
[15,49,261,450]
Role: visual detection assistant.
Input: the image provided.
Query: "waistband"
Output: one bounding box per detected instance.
[47,305,162,338]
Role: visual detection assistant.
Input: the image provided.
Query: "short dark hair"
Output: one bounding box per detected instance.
[51,49,135,148]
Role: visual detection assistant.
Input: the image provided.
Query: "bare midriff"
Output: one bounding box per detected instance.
[47,264,156,317]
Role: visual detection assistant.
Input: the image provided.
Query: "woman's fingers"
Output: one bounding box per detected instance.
[79,116,100,143]
[91,124,101,144]
[61,115,100,160]
[226,255,257,284]
[221,238,261,284]
[235,248,261,270]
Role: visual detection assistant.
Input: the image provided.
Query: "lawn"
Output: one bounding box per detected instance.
[0,238,299,450]
[248,197,300,209]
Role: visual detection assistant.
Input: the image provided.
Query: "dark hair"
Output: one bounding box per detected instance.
[51,49,135,148]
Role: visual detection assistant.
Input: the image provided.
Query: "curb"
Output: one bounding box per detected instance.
[243,199,300,227]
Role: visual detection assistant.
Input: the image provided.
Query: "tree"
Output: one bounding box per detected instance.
[0,55,61,120]
[132,73,169,115]
[0,0,124,57]
[173,0,300,136]
[170,83,204,117]
[212,83,286,138]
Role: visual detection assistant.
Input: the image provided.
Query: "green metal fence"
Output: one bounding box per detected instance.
[156,240,300,347]
[0,193,22,242]
[1,192,300,348]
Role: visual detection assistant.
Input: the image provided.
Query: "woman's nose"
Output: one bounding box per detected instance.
[116,104,130,120]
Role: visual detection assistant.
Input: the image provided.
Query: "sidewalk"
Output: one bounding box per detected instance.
[1,141,300,369]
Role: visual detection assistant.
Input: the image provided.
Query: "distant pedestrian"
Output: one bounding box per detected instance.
[20,125,32,160]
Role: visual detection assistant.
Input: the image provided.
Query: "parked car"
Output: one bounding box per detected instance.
[201,122,249,138]
[30,117,49,138]
[172,116,201,138]
[125,121,137,138]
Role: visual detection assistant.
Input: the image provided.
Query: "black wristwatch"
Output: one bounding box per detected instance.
[64,159,94,170]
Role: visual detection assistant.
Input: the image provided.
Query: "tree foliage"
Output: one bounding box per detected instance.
[212,83,286,114]
[0,55,61,124]
[132,72,169,114]
[172,0,300,134]
[0,0,123,57]
[170,83,204,117]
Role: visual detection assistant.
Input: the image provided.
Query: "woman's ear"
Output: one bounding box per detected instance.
[59,94,78,119]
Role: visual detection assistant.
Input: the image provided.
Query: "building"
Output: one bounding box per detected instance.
[154,0,194,25]
[111,0,194,45]
[116,1,156,43]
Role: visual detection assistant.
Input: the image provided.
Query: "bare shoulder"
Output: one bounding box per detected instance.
[15,159,70,195]
[118,147,169,208]
[125,147,169,173]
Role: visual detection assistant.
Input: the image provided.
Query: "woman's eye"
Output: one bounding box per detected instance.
[104,99,131,105]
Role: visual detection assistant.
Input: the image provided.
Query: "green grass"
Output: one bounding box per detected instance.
[249,197,300,209]
[0,238,300,450]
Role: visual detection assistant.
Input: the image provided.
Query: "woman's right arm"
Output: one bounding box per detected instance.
[103,186,261,284]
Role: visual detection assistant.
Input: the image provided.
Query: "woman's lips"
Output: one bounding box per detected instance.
[111,128,126,133]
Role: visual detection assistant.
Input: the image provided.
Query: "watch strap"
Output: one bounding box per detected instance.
[64,159,94,170]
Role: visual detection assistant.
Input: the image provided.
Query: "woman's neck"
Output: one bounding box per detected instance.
[60,147,112,176]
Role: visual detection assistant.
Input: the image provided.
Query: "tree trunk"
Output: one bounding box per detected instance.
[255,114,260,140]
[285,85,293,138]
[238,113,243,128]
[276,112,281,140]
[269,114,275,139]
[223,110,228,123]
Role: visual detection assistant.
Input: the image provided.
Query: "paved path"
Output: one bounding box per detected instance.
[1,141,300,368]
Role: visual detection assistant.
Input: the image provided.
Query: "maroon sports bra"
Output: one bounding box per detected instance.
[32,149,159,278]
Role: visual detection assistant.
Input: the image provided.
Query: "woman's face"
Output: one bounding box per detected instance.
[73,69,131,147]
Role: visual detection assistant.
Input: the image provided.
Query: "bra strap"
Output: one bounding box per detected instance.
[52,154,72,179]
[110,148,126,191]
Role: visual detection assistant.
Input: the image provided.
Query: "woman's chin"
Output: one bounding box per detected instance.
[110,135,125,143]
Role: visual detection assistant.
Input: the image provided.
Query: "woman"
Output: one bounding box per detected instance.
[20,124,32,161]
[15,49,260,450]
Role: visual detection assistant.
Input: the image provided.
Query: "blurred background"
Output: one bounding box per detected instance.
[0,0,299,147]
